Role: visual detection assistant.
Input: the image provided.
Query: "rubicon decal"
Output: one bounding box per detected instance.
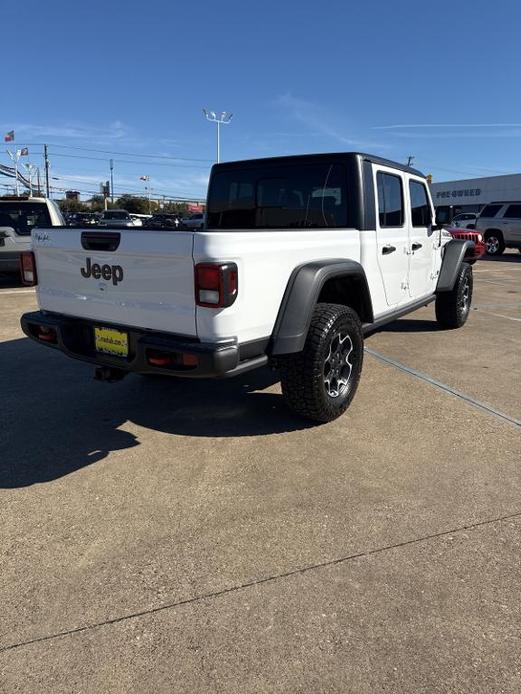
[80,257,124,285]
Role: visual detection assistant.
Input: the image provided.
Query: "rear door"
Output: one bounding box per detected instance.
[374,167,410,307]
[33,228,197,335]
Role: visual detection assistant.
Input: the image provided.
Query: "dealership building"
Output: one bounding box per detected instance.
[430,172,521,220]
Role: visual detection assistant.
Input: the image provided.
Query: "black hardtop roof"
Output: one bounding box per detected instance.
[212,152,425,178]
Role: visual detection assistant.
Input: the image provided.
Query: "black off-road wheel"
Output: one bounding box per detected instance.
[279,303,364,423]
[435,262,473,329]
[484,231,505,256]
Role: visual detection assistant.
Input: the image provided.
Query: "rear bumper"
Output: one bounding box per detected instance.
[20,311,267,378]
[0,251,21,272]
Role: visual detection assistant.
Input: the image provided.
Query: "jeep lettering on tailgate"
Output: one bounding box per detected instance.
[80,257,124,285]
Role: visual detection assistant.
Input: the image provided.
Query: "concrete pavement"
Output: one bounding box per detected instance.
[1,253,520,692]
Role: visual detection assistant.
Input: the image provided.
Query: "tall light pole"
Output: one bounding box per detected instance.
[110,159,114,203]
[203,109,233,163]
[24,162,36,196]
[140,175,151,213]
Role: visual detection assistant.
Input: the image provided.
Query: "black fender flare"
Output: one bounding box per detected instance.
[436,239,475,292]
[269,259,373,356]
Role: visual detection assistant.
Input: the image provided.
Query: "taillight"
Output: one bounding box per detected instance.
[194,262,238,308]
[20,251,37,286]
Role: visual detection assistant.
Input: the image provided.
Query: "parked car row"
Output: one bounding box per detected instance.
[65,210,206,231]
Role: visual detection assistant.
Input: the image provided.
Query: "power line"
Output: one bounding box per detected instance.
[9,142,213,163]
[48,152,211,169]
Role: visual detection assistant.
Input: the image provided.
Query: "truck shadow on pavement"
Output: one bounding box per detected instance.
[1,337,313,488]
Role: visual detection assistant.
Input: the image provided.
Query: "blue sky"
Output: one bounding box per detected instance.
[3,0,521,200]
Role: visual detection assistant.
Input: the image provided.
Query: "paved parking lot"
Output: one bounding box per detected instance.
[1,254,520,693]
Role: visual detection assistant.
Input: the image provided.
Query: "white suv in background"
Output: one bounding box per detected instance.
[0,196,64,274]
[450,212,477,229]
[475,202,521,255]
[181,212,206,229]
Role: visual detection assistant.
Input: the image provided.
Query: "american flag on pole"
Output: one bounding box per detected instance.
[4,130,14,142]
[19,147,29,156]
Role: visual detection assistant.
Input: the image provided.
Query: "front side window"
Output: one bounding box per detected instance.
[377,172,404,227]
[207,163,348,229]
[409,180,432,227]
[503,204,521,219]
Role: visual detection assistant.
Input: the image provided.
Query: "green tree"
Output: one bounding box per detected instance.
[57,198,88,214]
[87,195,107,212]
[115,195,151,214]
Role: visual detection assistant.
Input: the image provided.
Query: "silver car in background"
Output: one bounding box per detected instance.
[475,202,521,256]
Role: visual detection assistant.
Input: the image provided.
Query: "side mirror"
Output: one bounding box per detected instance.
[432,209,448,230]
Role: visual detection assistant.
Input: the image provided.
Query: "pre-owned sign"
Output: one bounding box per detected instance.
[436,188,481,200]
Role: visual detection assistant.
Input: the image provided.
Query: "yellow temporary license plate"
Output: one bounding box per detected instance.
[94,326,128,358]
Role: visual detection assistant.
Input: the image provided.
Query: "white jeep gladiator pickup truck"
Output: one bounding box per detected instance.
[21,153,474,422]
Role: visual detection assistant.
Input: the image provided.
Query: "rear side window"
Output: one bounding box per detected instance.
[503,204,521,219]
[377,172,404,227]
[207,163,348,229]
[479,204,502,219]
[409,180,432,227]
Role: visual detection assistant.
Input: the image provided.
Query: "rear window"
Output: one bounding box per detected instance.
[0,202,51,236]
[207,163,348,229]
[479,204,502,219]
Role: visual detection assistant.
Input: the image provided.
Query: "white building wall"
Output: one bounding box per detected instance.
[431,173,521,208]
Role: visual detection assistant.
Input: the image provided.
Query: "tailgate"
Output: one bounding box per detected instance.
[33,228,196,335]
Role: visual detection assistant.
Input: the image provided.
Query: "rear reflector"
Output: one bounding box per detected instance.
[194,262,238,308]
[146,350,199,369]
[20,251,37,286]
[37,326,57,343]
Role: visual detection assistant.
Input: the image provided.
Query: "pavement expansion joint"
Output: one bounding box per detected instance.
[2,510,521,656]
[365,348,521,428]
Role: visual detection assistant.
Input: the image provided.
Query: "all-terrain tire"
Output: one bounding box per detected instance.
[484,231,505,256]
[279,303,363,423]
[435,262,473,329]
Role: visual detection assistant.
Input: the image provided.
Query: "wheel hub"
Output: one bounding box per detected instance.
[323,332,354,398]
[486,236,499,253]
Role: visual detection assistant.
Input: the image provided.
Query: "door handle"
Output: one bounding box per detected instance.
[411,242,423,251]
[382,245,396,255]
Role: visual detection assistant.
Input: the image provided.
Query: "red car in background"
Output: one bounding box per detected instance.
[446,227,485,263]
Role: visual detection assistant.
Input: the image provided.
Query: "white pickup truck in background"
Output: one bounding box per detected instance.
[0,196,64,273]
[20,152,474,422]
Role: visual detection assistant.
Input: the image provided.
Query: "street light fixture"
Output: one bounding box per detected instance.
[203,109,233,163]
[140,175,151,213]
[24,162,36,197]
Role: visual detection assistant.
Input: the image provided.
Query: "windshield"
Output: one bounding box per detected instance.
[207,163,348,229]
[0,202,52,236]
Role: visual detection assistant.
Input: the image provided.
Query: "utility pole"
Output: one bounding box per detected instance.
[406,155,415,168]
[44,144,50,198]
[202,109,233,163]
[110,159,114,203]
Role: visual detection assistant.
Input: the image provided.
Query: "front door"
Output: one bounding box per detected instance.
[375,167,410,307]
[407,178,437,299]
